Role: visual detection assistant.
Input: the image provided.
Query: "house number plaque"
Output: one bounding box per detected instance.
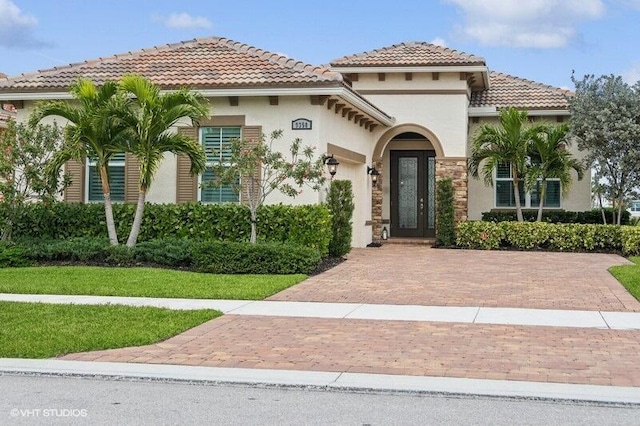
[292,118,312,130]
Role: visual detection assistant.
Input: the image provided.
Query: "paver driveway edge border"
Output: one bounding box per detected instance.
[2,359,640,404]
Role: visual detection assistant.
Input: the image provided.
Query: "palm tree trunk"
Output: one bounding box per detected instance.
[126,189,146,248]
[536,180,546,222]
[512,172,524,222]
[99,165,119,245]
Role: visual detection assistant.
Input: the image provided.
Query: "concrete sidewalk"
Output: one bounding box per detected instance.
[3,293,640,330]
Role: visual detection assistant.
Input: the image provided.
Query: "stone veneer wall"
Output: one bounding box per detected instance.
[371,158,384,242]
[436,158,468,223]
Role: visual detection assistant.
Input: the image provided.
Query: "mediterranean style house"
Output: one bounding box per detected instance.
[0,37,590,247]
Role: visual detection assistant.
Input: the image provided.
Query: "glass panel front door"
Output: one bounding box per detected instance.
[398,157,418,229]
[390,150,436,238]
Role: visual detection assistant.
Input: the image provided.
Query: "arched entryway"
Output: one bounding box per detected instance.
[371,125,446,241]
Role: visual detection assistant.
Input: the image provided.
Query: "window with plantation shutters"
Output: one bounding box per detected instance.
[200,127,240,203]
[495,162,561,208]
[87,153,125,202]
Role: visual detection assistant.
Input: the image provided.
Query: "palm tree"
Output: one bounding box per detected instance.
[469,107,542,222]
[117,75,208,247]
[527,124,584,222]
[30,79,128,245]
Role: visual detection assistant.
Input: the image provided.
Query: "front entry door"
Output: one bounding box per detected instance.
[390,150,436,238]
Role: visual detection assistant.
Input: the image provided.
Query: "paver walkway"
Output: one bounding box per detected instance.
[54,245,640,389]
[271,246,639,311]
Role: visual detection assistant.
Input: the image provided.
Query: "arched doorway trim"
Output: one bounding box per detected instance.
[373,124,445,160]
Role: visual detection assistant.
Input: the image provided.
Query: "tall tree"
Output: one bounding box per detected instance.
[208,130,326,244]
[0,121,69,240]
[569,74,640,225]
[117,74,208,247]
[30,79,127,245]
[527,124,584,222]
[469,107,542,222]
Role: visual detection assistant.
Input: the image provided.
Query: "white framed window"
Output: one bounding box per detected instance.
[86,153,125,202]
[199,126,240,203]
[630,201,640,212]
[495,163,560,208]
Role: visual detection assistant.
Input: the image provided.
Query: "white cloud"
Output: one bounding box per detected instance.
[444,0,605,48]
[430,37,447,47]
[153,12,212,30]
[622,62,640,84]
[0,0,48,49]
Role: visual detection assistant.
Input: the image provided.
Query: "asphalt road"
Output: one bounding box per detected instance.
[2,374,640,425]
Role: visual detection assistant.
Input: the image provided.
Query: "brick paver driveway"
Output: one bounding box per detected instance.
[271,246,640,312]
[61,246,640,387]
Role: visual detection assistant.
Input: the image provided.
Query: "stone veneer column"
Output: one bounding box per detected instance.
[435,158,468,223]
[371,158,383,242]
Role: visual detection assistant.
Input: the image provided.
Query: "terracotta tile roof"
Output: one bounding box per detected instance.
[330,42,486,67]
[0,37,344,92]
[470,71,571,110]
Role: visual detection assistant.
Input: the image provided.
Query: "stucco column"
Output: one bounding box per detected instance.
[436,158,468,223]
[371,158,383,242]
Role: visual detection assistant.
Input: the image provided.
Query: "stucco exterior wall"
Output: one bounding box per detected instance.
[317,106,377,247]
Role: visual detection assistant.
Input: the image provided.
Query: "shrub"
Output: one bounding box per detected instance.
[501,221,552,249]
[192,241,321,274]
[132,238,194,267]
[436,178,455,247]
[7,202,332,253]
[621,227,640,255]
[0,242,32,267]
[481,208,631,225]
[455,221,503,249]
[22,237,111,262]
[326,180,354,257]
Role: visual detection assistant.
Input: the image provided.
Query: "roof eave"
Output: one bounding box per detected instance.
[0,83,395,126]
[468,106,570,117]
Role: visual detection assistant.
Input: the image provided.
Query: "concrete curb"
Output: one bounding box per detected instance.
[2,359,640,404]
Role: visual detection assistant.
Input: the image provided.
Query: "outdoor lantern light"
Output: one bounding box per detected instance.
[367,166,380,184]
[324,154,339,177]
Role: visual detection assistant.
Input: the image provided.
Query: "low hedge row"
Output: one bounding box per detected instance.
[4,202,332,254]
[481,209,631,225]
[2,237,322,274]
[456,221,640,255]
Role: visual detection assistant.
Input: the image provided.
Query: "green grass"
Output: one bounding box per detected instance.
[0,266,306,300]
[610,256,640,300]
[0,302,220,358]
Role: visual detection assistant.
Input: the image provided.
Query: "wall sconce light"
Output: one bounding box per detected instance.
[324,154,339,177]
[367,166,380,184]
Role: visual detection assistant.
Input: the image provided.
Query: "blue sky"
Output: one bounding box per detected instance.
[1,0,639,89]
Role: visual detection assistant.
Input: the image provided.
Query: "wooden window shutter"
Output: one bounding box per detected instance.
[124,153,140,203]
[176,126,199,203]
[64,159,85,202]
[241,126,262,204]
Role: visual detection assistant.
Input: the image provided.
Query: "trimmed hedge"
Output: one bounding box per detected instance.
[481,208,631,225]
[326,180,354,257]
[9,237,322,274]
[456,221,640,255]
[192,241,322,274]
[435,178,455,247]
[8,202,332,254]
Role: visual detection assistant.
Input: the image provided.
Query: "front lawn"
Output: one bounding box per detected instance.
[0,266,306,300]
[610,257,640,300]
[0,302,220,358]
